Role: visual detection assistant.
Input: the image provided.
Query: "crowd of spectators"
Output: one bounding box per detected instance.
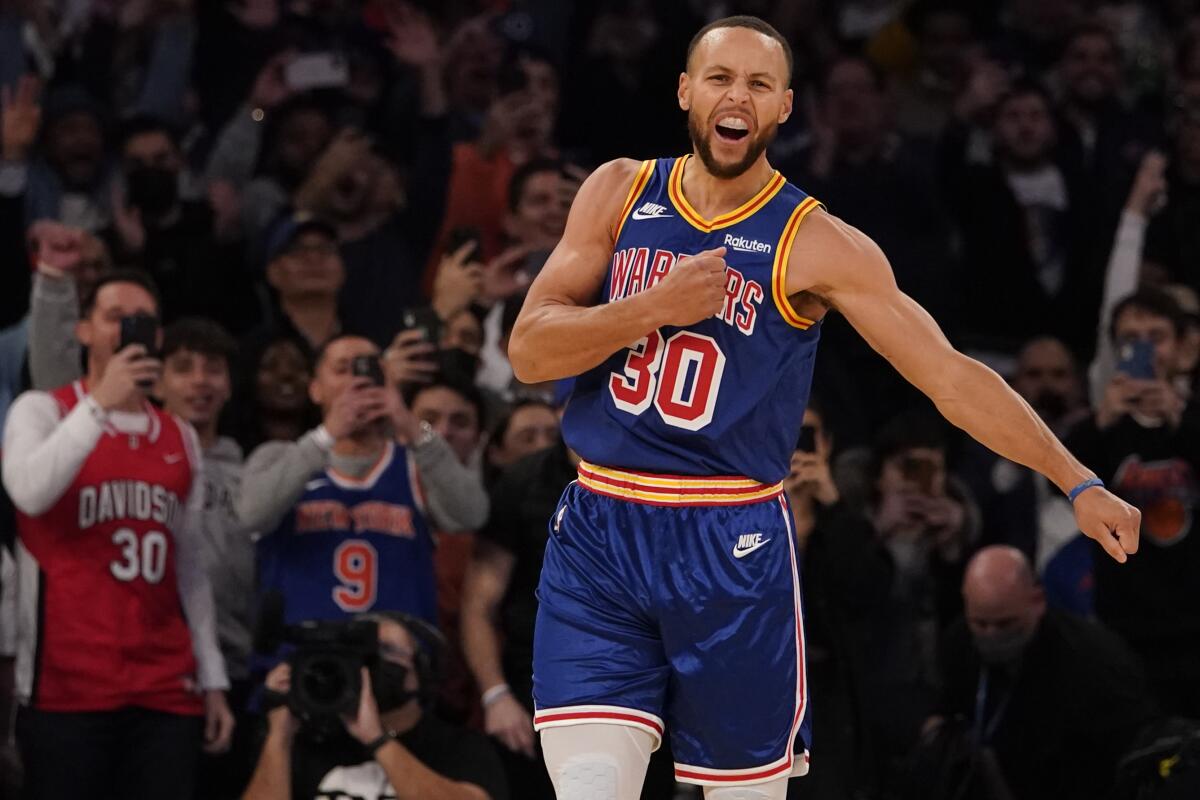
[1,0,1200,798]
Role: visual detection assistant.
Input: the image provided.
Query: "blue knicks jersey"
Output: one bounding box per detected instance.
[256,441,437,625]
[563,156,824,485]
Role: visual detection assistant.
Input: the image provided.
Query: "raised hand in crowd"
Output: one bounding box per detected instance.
[1,74,41,162]
[293,128,373,214]
[383,0,442,70]
[322,376,390,439]
[433,240,484,320]
[90,344,162,411]
[249,50,296,112]
[1095,372,1184,429]
[110,180,147,254]
[481,244,534,304]
[27,220,85,274]
[383,329,438,388]
[478,89,554,161]
[1124,149,1168,219]
[227,0,279,30]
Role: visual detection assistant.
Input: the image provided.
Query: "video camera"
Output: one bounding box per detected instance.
[284,618,380,735]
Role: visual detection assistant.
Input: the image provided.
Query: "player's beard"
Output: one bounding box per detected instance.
[687,108,778,179]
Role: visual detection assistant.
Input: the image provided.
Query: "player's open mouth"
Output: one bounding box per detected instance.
[713,115,751,143]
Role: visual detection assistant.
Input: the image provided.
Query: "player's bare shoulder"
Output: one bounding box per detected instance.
[569,158,646,243]
[782,206,895,302]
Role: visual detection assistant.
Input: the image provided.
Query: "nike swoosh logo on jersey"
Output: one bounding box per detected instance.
[631,202,672,220]
[164,453,184,464]
[305,479,329,491]
[732,537,771,559]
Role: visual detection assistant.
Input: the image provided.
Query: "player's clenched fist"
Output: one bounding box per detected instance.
[651,246,728,327]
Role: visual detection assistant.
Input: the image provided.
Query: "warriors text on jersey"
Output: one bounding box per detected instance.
[562,155,824,485]
[257,441,437,625]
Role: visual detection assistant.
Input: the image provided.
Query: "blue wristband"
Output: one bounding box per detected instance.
[1068,478,1104,503]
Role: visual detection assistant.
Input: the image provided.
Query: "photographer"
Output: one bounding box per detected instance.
[243,614,506,800]
[239,334,487,626]
[1,271,233,799]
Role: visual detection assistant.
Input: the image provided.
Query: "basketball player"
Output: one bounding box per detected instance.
[2,271,233,799]
[508,16,1142,800]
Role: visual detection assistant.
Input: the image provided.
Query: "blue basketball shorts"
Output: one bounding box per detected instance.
[532,461,812,787]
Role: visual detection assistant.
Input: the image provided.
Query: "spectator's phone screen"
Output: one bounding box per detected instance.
[446,226,481,257]
[1116,338,1156,380]
[402,307,443,346]
[285,53,349,91]
[901,455,936,494]
[351,355,385,387]
[119,314,159,356]
[796,425,816,453]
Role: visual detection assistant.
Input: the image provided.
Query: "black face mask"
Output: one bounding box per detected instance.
[436,348,480,387]
[373,661,419,712]
[1033,389,1068,421]
[126,166,179,219]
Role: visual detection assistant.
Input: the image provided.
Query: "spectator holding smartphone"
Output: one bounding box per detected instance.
[1,271,233,799]
[1066,287,1200,717]
[238,334,487,628]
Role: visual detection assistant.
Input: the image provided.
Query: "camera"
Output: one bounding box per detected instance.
[350,354,385,386]
[285,619,380,736]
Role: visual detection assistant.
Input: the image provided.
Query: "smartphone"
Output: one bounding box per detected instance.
[900,455,936,495]
[1116,338,1156,380]
[350,354,385,387]
[446,226,481,257]
[119,313,160,389]
[285,53,350,91]
[436,348,479,386]
[401,307,443,346]
[796,425,816,453]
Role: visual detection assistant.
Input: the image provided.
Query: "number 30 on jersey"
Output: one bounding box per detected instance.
[609,331,726,431]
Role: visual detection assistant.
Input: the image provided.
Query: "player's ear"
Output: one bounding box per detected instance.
[779,87,794,124]
[678,72,690,111]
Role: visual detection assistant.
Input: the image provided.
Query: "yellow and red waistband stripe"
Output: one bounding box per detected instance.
[771,196,823,330]
[612,159,656,243]
[668,155,786,233]
[577,460,783,506]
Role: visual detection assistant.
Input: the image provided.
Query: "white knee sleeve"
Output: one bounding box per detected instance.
[541,723,655,800]
[702,776,790,800]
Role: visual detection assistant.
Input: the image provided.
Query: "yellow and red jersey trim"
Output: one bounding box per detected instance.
[612,159,656,244]
[667,155,786,233]
[577,460,783,506]
[770,196,823,330]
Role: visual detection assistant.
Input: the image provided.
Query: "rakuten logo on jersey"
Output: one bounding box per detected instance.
[609,246,764,336]
[724,234,772,254]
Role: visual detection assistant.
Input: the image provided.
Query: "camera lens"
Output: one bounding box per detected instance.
[298,656,351,710]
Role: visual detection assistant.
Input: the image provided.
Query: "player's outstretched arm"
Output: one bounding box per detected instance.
[788,211,1140,563]
[509,159,729,384]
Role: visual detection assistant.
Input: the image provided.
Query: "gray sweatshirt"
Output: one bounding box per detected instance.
[237,427,489,538]
[196,436,255,681]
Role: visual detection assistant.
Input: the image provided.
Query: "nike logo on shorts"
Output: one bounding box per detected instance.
[732,533,770,559]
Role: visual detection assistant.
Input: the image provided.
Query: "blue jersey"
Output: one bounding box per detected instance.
[562,155,824,484]
[256,441,437,625]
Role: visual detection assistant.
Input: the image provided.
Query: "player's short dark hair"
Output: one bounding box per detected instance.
[404,378,486,427]
[686,15,793,85]
[80,269,161,317]
[161,317,237,366]
[508,158,564,212]
[119,113,181,152]
[1109,287,1187,342]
